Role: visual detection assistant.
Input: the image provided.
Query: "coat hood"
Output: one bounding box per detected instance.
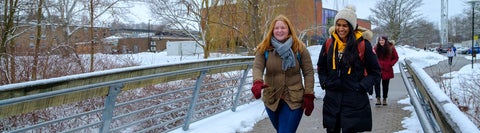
[328,26,373,42]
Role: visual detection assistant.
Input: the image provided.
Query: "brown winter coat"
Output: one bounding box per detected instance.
[252,44,315,111]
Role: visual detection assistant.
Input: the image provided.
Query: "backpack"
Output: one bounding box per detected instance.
[323,38,367,76]
[264,51,301,65]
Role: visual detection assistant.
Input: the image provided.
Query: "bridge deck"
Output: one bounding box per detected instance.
[248,55,470,133]
[247,73,409,133]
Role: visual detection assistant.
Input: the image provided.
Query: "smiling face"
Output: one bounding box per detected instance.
[379,38,386,46]
[335,19,350,42]
[273,20,290,42]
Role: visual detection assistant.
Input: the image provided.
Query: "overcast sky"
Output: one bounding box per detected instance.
[322,0,470,26]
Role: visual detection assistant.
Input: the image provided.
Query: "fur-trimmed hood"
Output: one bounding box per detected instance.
[328,26,373,42]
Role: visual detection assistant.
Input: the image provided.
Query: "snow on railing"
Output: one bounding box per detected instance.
[402,58,480,133]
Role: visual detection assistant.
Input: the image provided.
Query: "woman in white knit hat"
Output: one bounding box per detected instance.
[317,5,381,133]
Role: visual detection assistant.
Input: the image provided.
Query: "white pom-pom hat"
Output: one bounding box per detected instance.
[334,5,357,30]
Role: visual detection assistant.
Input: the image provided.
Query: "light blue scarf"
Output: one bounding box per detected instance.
[271,37,296,71]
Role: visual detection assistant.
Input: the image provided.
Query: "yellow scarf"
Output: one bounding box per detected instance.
[331,30,363,74]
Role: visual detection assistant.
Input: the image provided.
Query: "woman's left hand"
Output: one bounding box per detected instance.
[302,94,315,116]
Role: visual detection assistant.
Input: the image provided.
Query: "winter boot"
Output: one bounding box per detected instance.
[376,98,381,105]
[383,98,387,106]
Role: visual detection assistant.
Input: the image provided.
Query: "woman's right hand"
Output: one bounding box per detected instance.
[251,80,269,99]
[321,75,340,90]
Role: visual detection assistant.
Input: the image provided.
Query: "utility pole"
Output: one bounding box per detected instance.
[469,0,479,68]
[441,0,448,49]
[148,19,152,52]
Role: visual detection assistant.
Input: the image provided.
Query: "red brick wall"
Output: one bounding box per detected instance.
[357,19,371,30]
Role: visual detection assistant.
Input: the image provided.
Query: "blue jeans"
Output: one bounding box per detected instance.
[265,100,303,133]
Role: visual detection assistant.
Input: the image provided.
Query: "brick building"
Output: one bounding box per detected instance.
[108,29,194,54]
[6,24,110,55]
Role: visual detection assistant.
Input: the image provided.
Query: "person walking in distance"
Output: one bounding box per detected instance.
[447,48,454,65]
[452,46,457,56]
[374,36,399,105]
[317,5,381,133]
[251,14,315,133]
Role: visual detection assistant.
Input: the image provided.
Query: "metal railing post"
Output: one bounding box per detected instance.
[182,70,208,131]
[99,83,124,133]
[232,64,252,112]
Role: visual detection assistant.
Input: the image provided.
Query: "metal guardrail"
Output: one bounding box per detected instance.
[399,61,440,133]
[0,57,255,133]
[400,59,480,133]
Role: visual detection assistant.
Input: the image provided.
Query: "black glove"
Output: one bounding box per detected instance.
[342,80,369,93]
[354,83,369,93]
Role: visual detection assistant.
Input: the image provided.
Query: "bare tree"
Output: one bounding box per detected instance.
[247,0,261,53]
[150,0,317,56]
[297,25,317,43]
[150,0,214,58]
[42,0,89,73]
[43,0,123,72]
[391,18,440,48]
[242,0,281,54]
[1,0,21,84]
[449,15,469,43]
[32,0,44,80]
[0,0,37,84]
[201,0,278,55]
[450,3,480,43]
[369,0,423,45]
[86,0,123,72]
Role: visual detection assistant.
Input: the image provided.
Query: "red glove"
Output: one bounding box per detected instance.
[251,80,269,99]
[302,94,315,116]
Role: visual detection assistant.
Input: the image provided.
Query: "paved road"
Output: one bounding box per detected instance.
[247,54,473,133]
[424,54,471,82]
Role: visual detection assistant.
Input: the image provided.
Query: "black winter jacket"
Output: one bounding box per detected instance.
[317,35,381,132]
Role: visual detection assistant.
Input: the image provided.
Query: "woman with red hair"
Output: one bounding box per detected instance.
[251,14,315,132]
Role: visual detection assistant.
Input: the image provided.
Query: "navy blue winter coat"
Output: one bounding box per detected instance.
[317,33,381,132]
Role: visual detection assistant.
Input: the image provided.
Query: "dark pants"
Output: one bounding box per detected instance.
[374,79,390,99]
[448,57,453,65]
[325,111,364,133]
[265,100,303,133]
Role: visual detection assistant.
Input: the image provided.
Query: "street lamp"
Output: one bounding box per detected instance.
[469,0,480,68]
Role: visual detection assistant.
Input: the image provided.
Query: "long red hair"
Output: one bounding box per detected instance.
[255,15,304,54]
